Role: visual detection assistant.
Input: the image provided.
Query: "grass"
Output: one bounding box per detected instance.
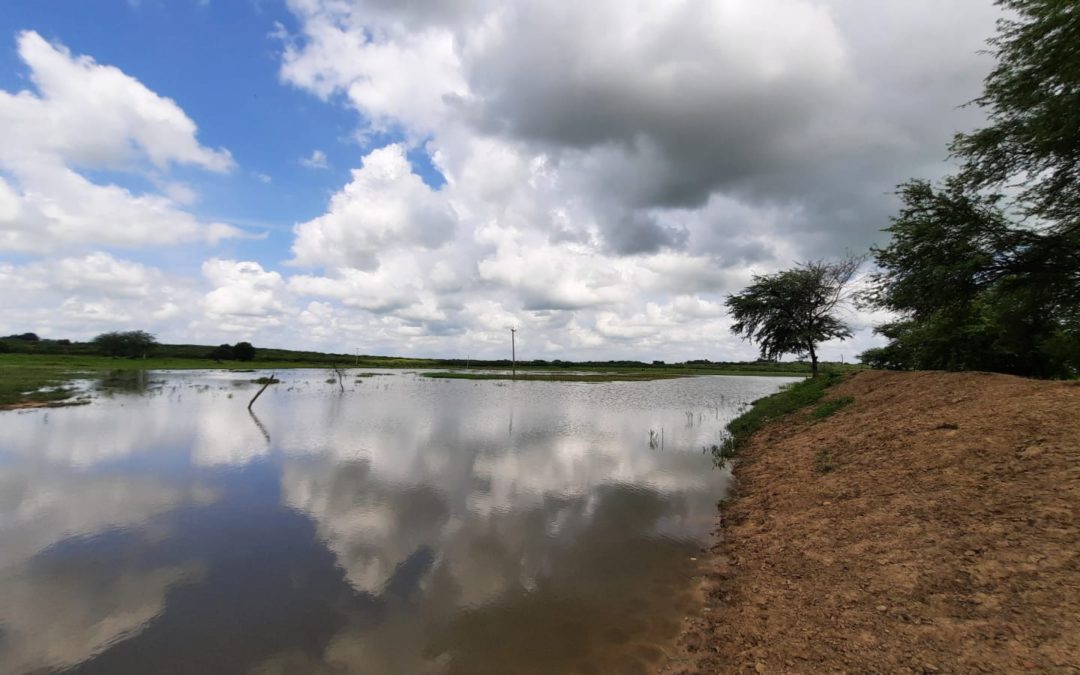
[712,369,845,466]
[814,448,835,473]
[0,362,84,408]
[809,395,855,421]
[0,353,345,372]
[0,353,315,409]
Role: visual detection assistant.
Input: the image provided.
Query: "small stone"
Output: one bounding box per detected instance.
[964,550,977,557]
[755,662,766,673]
[876,605,888,612]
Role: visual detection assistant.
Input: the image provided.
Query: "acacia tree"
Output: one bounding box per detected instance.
[861,0,1080,377]
[233,341,256,361]
[92,330,158,358]
[726,257,860,377]
[863,179,1079,377]
[952,0,1080,232]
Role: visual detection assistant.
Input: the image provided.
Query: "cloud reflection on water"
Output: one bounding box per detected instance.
[0,370,797,673]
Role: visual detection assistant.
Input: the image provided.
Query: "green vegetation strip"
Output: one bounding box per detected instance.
[0,354,323,409]
[0,362,82,408]
[809,395,854,421]
[713,370,845,465]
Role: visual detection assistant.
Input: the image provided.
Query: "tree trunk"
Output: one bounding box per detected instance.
[808,342,819,378]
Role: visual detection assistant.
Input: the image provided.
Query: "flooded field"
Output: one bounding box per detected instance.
[0,370,797,674]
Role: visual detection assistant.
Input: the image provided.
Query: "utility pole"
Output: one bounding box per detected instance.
[355,347,359,366]
[510,327,517,380]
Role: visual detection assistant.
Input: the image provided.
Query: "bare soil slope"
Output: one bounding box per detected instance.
[664,370,1080,674]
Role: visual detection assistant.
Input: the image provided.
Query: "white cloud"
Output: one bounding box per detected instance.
[0,170,244,253]
[52,252,160,298]
[265,0,1002,360]
[202,259,289,320]
[291,144,457,269]
[2,31,232,172]
[1,3,1005,361]
[0,31,244,253]
[299,148,329,169]
[0,253,201,339]
[280,7,467,134]
[161,181,199,206]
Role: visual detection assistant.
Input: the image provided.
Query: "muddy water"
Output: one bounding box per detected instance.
[0,370,798,674]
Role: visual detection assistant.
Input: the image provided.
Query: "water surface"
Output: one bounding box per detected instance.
[0,370,797,674]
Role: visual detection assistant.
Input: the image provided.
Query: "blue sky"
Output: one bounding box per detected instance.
[0,0,1001,359]
[1,0,424,250]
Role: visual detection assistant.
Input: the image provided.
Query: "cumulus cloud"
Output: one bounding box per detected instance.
[202,259,289,320]
[264,0,1001,360]
[291,144,457,269]
[1,2,1005,361]
[0,31,244,253]
[0,253,201,339]
[2,31,232,172]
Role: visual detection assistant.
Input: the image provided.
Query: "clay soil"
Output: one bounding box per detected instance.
[663,370,1080,674]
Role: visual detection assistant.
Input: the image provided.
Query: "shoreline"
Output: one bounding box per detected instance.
[663,370,1080,673]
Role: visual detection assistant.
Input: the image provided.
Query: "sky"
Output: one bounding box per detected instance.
[0,0,1003,361]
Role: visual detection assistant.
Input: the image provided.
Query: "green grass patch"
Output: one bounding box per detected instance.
[712,370,844,466]
[809,395,854,421]
[0,363,81,408]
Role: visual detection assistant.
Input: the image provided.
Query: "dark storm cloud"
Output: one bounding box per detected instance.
[449,0,1002,256]
[602,210,687,256]
[458,0,851,210]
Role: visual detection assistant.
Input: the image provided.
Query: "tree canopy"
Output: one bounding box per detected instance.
[726,258,859,377]
[233,341,256,362]
[951,0,1080,231]
[862,179,1079,377]
[91,330,158,358]
[861,0,1080,378]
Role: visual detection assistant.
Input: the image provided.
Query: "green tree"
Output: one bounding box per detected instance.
[208,344,235,361]
[863,179,1079,377]
[951,0,1080,232]
[863,0,1080,378]
[950,0,1080,332]
[233,341,256,362]
[91,330,158,358]
[726,258,860,378]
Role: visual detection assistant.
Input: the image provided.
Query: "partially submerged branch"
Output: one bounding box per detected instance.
[248,372,276,411]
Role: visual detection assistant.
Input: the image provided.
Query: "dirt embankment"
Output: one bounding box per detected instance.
[664,370,1080,674]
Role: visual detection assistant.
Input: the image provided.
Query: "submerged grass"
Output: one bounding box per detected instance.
[713,370,845,466]
[0,363,81,408]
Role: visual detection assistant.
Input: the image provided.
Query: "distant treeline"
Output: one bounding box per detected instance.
[0,332,815,373]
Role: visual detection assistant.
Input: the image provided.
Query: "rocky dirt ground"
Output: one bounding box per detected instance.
[661,370,1080,674]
